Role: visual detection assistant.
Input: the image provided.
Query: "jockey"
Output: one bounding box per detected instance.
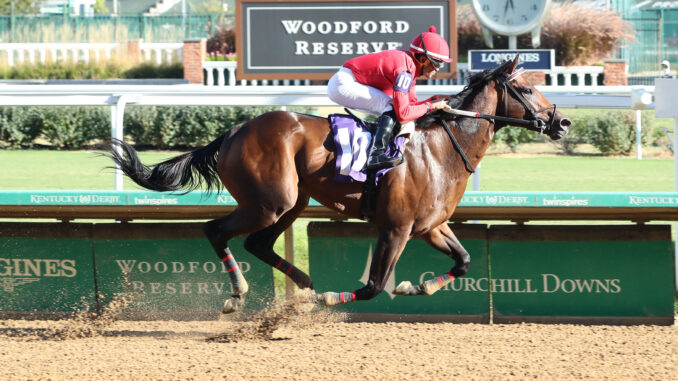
[328,26,452,170]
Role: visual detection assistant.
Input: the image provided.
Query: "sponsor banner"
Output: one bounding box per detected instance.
[308,222,489,318]
[460,191,678,208]
[7,191,127,206]
[0,190,324,207]
[0,237,95,312]
[469,49,555,71]
[93,229,274,313]
[490,225,675,320]
[127,191,236,206]
[236,0,456,80]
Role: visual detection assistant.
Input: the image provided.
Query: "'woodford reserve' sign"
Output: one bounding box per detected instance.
[235,0,457,80]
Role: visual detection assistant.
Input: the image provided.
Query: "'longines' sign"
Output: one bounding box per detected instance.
[236,0,457,80]
[468,49,555,71]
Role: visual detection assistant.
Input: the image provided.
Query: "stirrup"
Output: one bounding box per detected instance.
[366,153,403,170]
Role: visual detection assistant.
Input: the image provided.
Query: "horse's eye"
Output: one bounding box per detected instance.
[521,88,533,95]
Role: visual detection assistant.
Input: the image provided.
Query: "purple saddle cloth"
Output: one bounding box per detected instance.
[329,113,406,184]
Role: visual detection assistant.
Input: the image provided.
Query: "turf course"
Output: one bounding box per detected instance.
[0,150,674,191]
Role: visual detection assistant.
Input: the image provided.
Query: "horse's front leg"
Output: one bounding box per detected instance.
[394,222,470,296]
[316,227,410,306]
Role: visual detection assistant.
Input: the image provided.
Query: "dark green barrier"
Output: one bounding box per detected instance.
[93,223,274,319]
[489,225,675,325]
[308,222,675,324]
[0,222,274,319]
[0,223,96,314]
[308,222,490,322]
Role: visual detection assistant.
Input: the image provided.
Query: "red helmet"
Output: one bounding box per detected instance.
[409,26,452,68]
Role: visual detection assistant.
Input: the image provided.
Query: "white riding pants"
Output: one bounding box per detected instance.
[327,67,393,116]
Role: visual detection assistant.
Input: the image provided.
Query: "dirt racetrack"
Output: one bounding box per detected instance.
[0,301,676,381]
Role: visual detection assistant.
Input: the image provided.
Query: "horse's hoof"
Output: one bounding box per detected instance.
[221,295,245,314]
[394,281,413,296]
[316,292,355,306]
[315,292,342,306]
[295,288,318,303]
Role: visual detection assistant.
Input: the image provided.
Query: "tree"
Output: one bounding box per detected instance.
[0,0,38,14]
[93,0,109,14]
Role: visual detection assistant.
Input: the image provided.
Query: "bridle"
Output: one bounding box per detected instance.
[498,68,557,134]
[439,67,558,174]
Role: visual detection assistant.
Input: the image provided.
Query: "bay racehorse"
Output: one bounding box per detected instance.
[106,56,570,312]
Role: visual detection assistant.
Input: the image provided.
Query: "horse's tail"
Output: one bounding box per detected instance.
[106,135,225,193]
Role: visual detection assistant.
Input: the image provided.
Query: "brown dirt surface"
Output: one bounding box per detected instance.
[0,297,676,381]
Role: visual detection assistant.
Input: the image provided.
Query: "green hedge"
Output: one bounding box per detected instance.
[0,105,312,149]
[0,106,662,155]
[549,110,659,155]
[0,62,183,80]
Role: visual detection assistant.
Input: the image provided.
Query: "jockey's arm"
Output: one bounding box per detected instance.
[391,72,450,123]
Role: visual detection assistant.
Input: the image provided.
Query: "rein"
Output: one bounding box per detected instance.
[440,119,476,173]
[438,68,558,174]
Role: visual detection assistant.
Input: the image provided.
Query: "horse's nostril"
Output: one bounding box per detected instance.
[560,118,572,128]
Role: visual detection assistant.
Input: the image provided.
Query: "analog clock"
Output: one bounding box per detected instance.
[472,0,552,36]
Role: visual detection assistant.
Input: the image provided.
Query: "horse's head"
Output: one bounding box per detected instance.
[491,56,571,140]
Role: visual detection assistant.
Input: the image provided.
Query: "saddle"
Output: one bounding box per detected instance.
[328,109,406,220]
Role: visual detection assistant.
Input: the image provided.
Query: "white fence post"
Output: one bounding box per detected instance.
[111,94,141,191]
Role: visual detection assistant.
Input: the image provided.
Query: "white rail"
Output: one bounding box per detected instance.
[202,62,604,87]
[0,84,652,107]
[202,61,312,86]
[140,43,183,65]
[0,42,183,66]
[547,66,604,87]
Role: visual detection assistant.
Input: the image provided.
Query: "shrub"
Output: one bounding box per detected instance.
[541,1,635,66]
[123,105,311,149]
[584,110,650,155]
[0,105,312,150]
[122,62,183,79]
[40,107,110,149]
[457,4,485,59]
[0,107,43,148]
[207,28,236,56]
[0,61,184,80]
[494,126,536,152]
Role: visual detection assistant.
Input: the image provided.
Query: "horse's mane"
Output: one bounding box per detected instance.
[416,60,514,129]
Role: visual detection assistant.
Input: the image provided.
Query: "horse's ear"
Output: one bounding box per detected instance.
[509,55,520,72]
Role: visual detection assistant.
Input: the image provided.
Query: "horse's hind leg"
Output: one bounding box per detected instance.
[243,192,313,290]
[393,223,470,296]
[203,207,279,313]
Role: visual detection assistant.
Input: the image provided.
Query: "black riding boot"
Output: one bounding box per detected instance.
[366,111,402,170]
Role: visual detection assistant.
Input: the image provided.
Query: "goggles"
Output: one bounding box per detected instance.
[419,33,444,69]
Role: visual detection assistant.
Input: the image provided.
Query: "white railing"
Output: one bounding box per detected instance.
[140,42,183,65]
[547,66,604,87]
[202,61,468,87]
[202,61,604,87]
[0,42,183,66]
[202,61,312,86]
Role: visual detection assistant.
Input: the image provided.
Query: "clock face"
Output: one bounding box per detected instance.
[472,0,551,36]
